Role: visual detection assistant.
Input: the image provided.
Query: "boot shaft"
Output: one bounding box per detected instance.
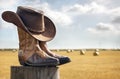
[18,28,36,50]
[17,28,48,60]
[17,28,37,60]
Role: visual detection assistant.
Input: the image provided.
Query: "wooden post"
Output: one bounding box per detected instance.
[11,66,59,79]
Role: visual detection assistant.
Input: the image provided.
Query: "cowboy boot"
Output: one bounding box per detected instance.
[39,41,71,65]
[18,28,59,66]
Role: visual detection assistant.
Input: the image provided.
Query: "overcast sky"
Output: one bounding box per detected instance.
[0,0,120,49]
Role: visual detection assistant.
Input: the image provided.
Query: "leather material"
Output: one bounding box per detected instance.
[18,50,59,66]
[17,28,59,66]
[18,28,35,61]
[56,56,71,65]
[26,53,59,66]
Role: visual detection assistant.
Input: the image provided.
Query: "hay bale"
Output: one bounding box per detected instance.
[67,49,72,53]
[80,49,85,55]
[12,49,17,53]
[56,49,59,52]
[71,49,74,52]
[93,49,99,56]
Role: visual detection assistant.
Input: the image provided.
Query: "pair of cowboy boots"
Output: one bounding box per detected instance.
[1,6,71,66]
[18,28,70,66]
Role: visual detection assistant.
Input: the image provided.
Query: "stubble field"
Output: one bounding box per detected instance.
[0,50,120,79]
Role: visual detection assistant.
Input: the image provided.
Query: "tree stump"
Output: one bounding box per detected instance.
[11,66,59,79]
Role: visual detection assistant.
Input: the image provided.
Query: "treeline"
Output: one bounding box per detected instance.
[0,48,120,51]
[0,49,18,51]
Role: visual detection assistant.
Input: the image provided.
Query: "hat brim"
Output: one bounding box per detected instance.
[2,11,56,41]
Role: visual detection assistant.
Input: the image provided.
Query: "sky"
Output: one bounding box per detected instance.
[0,0,120,49]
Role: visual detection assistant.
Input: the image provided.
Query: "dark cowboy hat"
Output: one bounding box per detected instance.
[2,6,56,41]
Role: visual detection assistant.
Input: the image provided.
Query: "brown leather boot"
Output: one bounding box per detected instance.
[39,41,71,65]
[18,28,59,66]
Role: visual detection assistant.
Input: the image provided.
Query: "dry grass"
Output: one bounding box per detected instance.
[0,50,120,79]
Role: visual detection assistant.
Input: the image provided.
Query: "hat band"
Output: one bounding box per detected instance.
[28,27,45,34]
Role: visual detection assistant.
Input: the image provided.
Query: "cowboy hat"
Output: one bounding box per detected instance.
[2,6,56,41]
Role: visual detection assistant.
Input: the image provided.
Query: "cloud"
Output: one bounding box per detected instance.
[62,2,108,15]
[48,11,73,26]
[61,1,120,19]
[82,0,120,35]
[109,7,120,17]
[1,1,73,29]
[90,0,111,6]
[35,3,73,26]
[0,0,18,10]
[95,23,114,31]
[0,0,16,7]
[0,0,19,29]
[91,0,120,8]
[111,16,120,24]
[87,22,120,35]
[1,0,119,29]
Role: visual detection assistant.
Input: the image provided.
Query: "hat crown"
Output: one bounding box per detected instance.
[17,6,45,33]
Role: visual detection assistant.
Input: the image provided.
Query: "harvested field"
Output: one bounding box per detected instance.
[0,50,120,79]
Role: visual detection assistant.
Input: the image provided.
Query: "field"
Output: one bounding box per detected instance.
[0,50,120,79]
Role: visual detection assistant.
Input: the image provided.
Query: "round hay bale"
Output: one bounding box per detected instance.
[56,49,59,52]
[67,49,72,53]
[93,51,99,56]
[80,50,85,55]
[12,49,16,53]
[71,49,74,52]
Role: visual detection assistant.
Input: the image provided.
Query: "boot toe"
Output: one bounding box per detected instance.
[58,56,71,65]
